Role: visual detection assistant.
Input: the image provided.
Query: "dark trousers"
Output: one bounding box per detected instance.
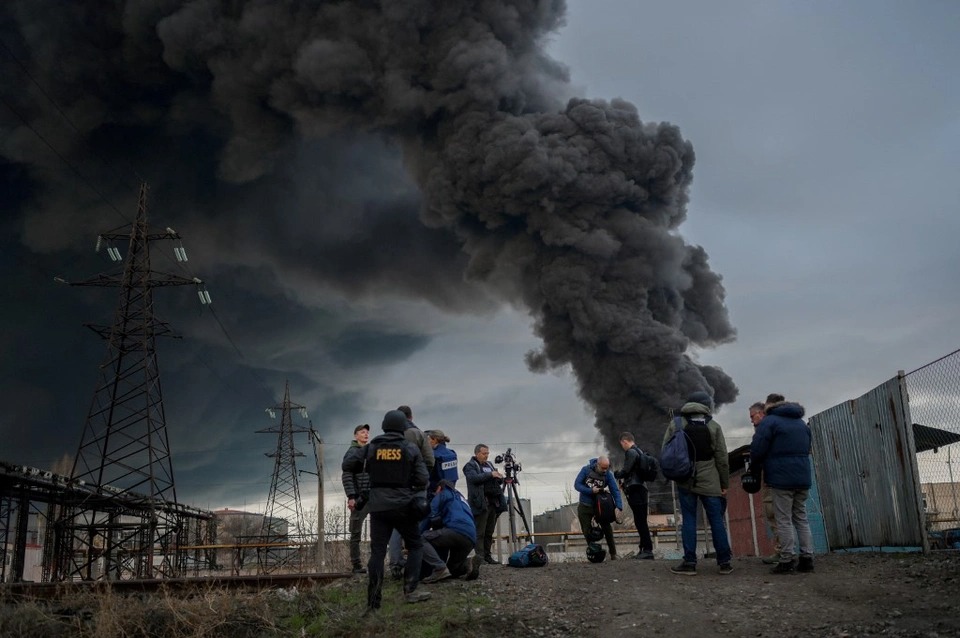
[577,502,617,556]
[625,485,653,553]
[349,506,368,566]
[423,528,474,576]
[473,506,500,557]
[367,510,424,608]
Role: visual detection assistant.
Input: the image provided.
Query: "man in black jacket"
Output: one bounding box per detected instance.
[342,410,430,611]
[617,432,655,559]
[341,423,371,573]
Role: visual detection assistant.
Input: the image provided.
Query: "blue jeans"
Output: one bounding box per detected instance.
[677,488,731,565]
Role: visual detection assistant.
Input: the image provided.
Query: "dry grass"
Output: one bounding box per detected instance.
[0,586,279,638]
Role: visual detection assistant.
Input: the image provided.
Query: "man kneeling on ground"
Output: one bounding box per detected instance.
[420,480,478,583]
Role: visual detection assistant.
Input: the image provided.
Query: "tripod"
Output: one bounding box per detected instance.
[501,463,533,552]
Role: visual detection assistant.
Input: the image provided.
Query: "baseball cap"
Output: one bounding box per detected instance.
[354,424,370,434]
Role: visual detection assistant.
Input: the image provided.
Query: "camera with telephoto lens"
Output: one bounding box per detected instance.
[494,448,521,476]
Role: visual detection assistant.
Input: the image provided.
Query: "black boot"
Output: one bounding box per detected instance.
[797,556,814,573]
[465,556,480,581]
[771,559,797,574]
[483,554,500,565]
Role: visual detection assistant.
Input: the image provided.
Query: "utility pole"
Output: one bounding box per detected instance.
[256,381,310,573]
[309,427,326,569]
[53,182,212,581]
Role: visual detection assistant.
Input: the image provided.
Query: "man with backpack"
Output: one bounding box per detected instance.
[616,432,656,560]
[662,391,733,576]
[574,456,623,561]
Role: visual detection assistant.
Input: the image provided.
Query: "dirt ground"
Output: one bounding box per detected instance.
[454,551,960,637]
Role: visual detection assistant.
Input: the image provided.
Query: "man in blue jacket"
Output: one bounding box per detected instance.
[750,396,815,574]
[419,480,478,583]
[574,456,623,560]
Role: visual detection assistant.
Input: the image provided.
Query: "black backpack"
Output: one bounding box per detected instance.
[594,491,617,524]
[636,450,659,482]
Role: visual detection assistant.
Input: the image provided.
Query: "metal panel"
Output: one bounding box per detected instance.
[809,376,925,549]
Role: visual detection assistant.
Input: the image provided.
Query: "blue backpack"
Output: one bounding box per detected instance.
[507,543,549,568]
[660,416,696,481]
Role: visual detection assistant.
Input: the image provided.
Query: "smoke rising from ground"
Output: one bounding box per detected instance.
[1,0,737,452]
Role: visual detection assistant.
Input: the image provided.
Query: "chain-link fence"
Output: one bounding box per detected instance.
[905,347,960,549]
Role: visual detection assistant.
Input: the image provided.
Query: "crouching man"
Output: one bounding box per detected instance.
[420,480,477,583]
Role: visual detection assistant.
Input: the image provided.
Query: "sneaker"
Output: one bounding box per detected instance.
[761,553,779,565]
[351,564,367,574]
[670,562,697,576]
[610,553,618,561]
[635,551,655,560]
[771,560,797,574]
[483,555,500,565]
[421,567,452,584]
[390,564,404,580]
[797,556,814,573]
[404,590,432,604]
[465,556,480,581]
[718,563,734,575]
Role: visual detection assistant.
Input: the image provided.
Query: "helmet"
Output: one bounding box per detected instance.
[741,471,762,494]
[586,542,606,563]
[585,525,604,543]
[409,495,430,519]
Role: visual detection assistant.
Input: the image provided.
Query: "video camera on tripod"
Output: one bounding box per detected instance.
[494,448,521,479]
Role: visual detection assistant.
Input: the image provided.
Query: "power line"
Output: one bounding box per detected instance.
[0,38,141,193]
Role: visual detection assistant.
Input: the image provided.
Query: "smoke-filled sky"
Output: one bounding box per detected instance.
[2,1,958,518]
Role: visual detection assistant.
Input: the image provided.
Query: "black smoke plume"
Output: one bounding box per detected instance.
[1,0,737,454]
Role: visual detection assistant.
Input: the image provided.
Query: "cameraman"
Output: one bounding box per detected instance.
[341,410,430,612]
[463,444,505,566]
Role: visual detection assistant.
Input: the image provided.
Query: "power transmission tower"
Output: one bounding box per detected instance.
[256,381,311,573]
[52,182,212,581]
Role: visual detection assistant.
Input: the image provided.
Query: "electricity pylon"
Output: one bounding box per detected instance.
[256,381,311,573]
[53,182,211,581]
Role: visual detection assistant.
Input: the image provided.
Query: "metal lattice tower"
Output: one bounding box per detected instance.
[53,182,211,581]
[256,381,310,572]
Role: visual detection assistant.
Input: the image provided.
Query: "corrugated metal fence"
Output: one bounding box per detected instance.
[808,374,928,550]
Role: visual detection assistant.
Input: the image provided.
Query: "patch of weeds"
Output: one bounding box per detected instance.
[280,580,497,638]
[0,600,75,638]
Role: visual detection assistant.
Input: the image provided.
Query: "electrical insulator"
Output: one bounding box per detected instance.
[175,246,188,262]
[108,247,122,261]
[95,235,102,252]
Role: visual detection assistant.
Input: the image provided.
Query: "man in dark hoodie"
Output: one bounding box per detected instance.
[750,395,815,574]
[342,410,430,611]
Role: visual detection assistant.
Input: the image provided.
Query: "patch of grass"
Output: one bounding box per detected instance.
[278,579,497,638]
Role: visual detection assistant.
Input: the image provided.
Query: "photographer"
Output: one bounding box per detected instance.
[574,456,623,560]
[419,480,477,583]
[463,443,505,567]
[616,432,654,560]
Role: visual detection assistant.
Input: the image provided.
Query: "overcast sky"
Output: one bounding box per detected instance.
[2,1,958,520]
